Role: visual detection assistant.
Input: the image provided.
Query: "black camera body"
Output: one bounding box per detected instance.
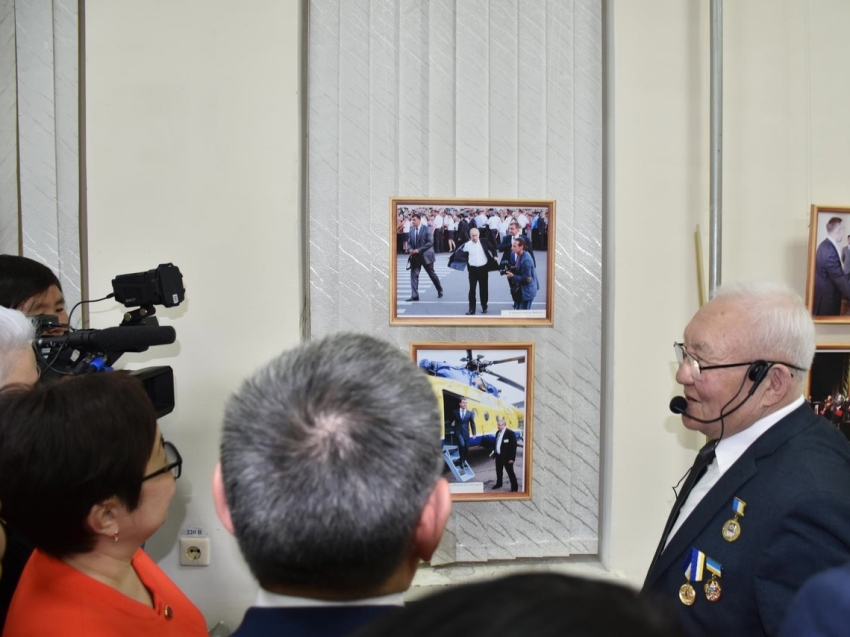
[34,264,185,418]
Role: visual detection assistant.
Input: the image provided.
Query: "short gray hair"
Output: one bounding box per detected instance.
[0,307,35,386]
[713,281,815,390]
[220,333,442,593]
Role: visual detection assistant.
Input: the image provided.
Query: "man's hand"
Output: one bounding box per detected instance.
[411,249,419,254]
[506,271,514,279]
[489,452,494,458]
[508,460,514,465]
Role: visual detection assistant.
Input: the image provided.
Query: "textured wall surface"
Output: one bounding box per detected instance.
[2,0,81,315]
[308,0,602,563]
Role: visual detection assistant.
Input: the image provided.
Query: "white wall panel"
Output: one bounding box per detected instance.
[308,0,603,563]
[0,0,18,254]
[7,0,81,316]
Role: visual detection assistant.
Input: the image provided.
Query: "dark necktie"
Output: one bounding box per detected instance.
[647,441,716,575]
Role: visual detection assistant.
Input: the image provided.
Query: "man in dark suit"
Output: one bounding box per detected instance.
[213,334,451,637]
[781,562,850,636]
[490,417,518,491]
[449,398,476,471]
[406,213,443,302]
[813,216,850,316]
[499,222,535,309]
[643,282,850,636]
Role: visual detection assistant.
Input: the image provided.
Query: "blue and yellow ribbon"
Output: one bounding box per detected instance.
[732,497,746,517]
[705,556,723,579]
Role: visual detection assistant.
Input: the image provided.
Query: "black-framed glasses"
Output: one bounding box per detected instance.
[674,342,805,381]
[140,440,182,482]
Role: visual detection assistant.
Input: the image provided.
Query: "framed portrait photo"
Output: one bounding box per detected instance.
[411,342,534,501]
[808,344,850,441]
[391,197,555,326]
[805,205,850,323]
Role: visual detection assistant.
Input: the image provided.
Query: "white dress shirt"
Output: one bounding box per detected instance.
[463,240,488,267]
[255,588,404,609]
[664,395,805,549]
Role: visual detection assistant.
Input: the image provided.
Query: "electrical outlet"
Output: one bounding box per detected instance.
[179,536,210,566]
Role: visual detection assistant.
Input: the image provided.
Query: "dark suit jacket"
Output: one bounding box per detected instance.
[232,605,399,637]
[780,562,850,636]
[498,234,535,266]
[814,238,850,315]
[643,405,850,636]
[450,408,476,443]
[495,428,517,463]
[407,225,436,266]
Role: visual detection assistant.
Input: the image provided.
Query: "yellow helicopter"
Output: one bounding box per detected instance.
[417,349,526,449]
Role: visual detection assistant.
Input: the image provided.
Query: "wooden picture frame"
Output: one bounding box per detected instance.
[411,342,534,501]
[805,205,850,323]
[391,197,555,326]
[808,344,850,438]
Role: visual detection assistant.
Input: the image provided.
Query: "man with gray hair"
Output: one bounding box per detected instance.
[213,333,451,637]
[643,281,850,636]
[0,306,37,387]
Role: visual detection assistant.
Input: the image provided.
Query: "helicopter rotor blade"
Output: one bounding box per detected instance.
[481,370,525,391]
[486,356,526,366]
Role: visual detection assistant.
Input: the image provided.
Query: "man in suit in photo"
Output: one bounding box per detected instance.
[456,228,498,315]
[643,282,850,637]
[489,417,518,492]
[842,234,850,275]
[506,237,539,310]
[213,333,451,637]
[813,216,850,315]
[449,398,476,472]
[406,213,443,302]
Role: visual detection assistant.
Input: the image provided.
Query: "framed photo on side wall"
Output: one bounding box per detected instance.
[806,205,850,323]
[808,344,850,441]
[411,342,534,502]
[391,198,555,326]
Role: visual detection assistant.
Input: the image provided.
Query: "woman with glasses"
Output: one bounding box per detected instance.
[0,372,207,636]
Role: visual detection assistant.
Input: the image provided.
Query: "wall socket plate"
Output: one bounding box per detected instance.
[179,536,210,566]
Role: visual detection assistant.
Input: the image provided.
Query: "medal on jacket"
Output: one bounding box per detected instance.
[722,497,746,542]
[679,548,705,606]
[703,556,723,602]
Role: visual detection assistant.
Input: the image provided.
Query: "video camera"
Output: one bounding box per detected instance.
[33,263,185,418]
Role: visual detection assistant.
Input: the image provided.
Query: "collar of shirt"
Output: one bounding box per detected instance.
[255,589,405,609]
[830,237,843,255]
[713,395,804,476]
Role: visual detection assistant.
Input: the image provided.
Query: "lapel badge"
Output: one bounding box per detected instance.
[680,548,705,606]
[703,556,723,602]
[722,497,746,542]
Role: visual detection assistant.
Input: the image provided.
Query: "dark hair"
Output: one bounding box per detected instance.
[0,372,157,558]
[513,236,527,250]
[0,255,63,311]
[221,333,442,594]
[827,217,844,234]
[353,573,686,637]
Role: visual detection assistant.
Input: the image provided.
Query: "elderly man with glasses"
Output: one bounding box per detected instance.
[643,281,850,637]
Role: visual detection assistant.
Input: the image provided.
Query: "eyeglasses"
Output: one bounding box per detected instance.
[140,440,182,482]
[674,342,805,381]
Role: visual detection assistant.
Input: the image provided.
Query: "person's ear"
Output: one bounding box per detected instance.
[87,497,122,540]
[761,365,793,407]
[212,463,235,535]
[412,478,452,562]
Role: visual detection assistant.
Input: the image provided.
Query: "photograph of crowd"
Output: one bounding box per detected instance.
[411,342,533,501]
[806,205,850,323]
[808,346,850,441]
[390,198,555,326]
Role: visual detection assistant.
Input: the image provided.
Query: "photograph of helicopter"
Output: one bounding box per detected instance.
[410,342,534,501]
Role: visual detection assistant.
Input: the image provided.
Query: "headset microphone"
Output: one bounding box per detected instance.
[669,361,774,424]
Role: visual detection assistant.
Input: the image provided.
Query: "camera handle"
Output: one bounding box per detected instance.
[120,304,159,327]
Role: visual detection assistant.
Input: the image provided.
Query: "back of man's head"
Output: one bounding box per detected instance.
[0,306,36,387]
[216,333,447,597]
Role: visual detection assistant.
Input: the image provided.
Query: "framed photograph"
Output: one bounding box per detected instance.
[411,342,533,501]
[805,205,850,323]
[808,344,850,441]
[391,197,555,326]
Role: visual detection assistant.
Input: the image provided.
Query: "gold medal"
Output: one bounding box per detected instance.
[679,582,697,606]
[722,518,741,542]
[704,576,722,602]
